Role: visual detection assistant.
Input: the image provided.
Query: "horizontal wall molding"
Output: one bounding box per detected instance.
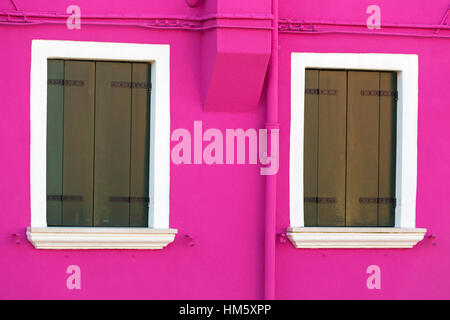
[279,19,450,31]
[27,227,177,249]
[0,11,273,31]
[278,19,450,39]
[286,227,427,249]
[2,10,449,38]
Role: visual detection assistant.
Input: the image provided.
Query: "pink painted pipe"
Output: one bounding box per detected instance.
[279,29,450,39]
[0,11,274,21]
[279,19,450,30]
[0,19,272,31]
[0,11,273,31]
[264,0,278,301]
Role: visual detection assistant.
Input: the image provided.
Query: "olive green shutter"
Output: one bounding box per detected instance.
[317,70,347,226]
[378,72,397,226]
[46,60,150,227]
[304,70,397,227]
[304,69,319,226]
[129,63,150,227]
[62,61,96,226]
[46,60,64,226]
[94,62,132,227]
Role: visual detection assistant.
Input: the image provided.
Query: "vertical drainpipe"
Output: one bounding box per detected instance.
[264,0,279,300]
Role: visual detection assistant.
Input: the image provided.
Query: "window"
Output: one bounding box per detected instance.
[28,40,175,249]
[46,60,151,227]
[288,53,426,248]
[303,69,397,227]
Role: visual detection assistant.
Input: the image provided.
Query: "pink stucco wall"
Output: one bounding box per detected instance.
[0,0,449,299]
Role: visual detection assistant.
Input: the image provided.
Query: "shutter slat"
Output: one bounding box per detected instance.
[346,71,380,227]
[317,70,347,226]
[304,69,319,226]
[378,72,397,226]
[94,62,132,227]
[62,61,95,226]
[46,60,64,226]
[129,63,150,227]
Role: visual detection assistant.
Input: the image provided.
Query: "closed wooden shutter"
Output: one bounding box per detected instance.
[304,69,397,227]
[46,60,151,227]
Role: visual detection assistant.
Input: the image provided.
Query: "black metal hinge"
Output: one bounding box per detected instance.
[109,196,150,203]
[305,88,338,95]
[111,81,152,91]
[48,79,85,86]
[47,195,83,201]
[361,90,398,101]
[359,197,396,207]
[304,197,337,203]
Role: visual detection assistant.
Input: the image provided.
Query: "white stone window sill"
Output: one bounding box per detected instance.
[27,227,177,250]
[286,227,427,248]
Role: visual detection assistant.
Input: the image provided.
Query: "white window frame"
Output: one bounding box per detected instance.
[288,52,426,248]
[28,40,176,249]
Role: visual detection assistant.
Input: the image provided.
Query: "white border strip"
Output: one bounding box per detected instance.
[290,53,419,228]
[30,40,171,229]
